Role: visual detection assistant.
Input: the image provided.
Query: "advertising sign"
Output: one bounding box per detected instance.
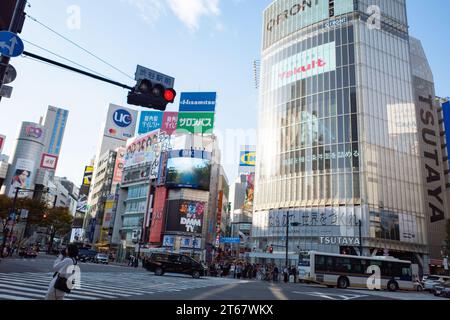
[122,166,150,185]
[166,200,205,234]
[263,0,354,49]
[138,111,163,135]
[239,151,256,167]
[272,42,336,89]
[9,158,35,198]
[102,195,117,229]
[40,153,59,170]
[179,92,217,112]
[104,104,137,141]
[219,237,241,244]
[0,134,5,154]
[149,187,168,243]
[161,112,178,136]
[124,130,161,175]
[177,112,215,134]
[20,123,45,144]
[180,236,202,249]
[165,151,212,191]
[113,147,126,184]
[243,173,255,210]
[82,166,94,186]
[163,235,175,247]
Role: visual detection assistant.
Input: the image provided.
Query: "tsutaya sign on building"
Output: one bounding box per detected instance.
[272,42,336,89]
[319,236,360,246]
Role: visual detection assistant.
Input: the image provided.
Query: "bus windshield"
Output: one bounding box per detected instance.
[298,252,310,267]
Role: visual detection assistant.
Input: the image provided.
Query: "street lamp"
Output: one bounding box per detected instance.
[285,210,300,268]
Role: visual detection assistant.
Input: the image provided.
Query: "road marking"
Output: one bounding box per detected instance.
[269,284,289,300]
[293,291,368,300]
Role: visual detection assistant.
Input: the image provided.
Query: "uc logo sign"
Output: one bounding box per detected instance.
[113,109,132,128]
[240,152,256,166]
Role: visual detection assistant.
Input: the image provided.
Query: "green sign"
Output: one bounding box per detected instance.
[177,112,215,134]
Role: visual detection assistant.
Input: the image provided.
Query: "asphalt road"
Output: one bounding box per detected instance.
[0,254,447,301]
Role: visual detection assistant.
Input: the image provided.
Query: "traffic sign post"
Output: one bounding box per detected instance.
[0,31,24,57]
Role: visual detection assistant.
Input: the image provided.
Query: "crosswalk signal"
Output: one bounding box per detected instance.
[127,79,176,111]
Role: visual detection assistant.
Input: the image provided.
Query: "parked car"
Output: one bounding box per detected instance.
[143,252,206,279]
[94,253,109,264]
[78,249,98,262]
[433,280,450,298]
[423,275,450,292]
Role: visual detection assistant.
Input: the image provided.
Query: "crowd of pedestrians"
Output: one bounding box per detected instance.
[208,261,298,283]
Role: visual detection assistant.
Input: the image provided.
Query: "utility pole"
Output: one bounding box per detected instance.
[0,0,27,102]
[285,212,289,268]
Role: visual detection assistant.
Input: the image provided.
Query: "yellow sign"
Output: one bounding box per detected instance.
[83,166,94,186]
[240,151,256,167]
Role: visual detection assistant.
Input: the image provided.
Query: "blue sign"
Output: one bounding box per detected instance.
[113,109,132,128]
[219,237,241,244]
[138,111,163,134]
[179,92,217,112]
[0,31,24,58]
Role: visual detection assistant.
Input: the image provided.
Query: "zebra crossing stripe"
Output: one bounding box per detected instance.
[0,294,37,300]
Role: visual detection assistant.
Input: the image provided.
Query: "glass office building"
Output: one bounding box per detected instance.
[252,0,431,270]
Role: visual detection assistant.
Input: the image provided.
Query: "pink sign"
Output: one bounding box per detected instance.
[161,112,178,135]
[0,135,5,154]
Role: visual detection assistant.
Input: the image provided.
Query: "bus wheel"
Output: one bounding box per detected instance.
[387,281,398,292]
[337,277,349,289]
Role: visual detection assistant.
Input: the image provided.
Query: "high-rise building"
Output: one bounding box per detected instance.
[42,106,69,158]
[2,122,46,198]
[252,0,447,274]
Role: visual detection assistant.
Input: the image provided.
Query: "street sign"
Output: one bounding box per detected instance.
[0,31,24,58]
[135,65,175,88]
[0,85,13,98]
[3,64,17,84]
[219,237,241,244]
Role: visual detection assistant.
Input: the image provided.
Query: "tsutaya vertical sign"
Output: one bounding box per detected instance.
[418,95,448,223]
[272,42,336,89]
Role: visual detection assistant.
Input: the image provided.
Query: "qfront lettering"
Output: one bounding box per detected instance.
[267,0,318,32]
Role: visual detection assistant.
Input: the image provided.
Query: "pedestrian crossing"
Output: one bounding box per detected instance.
[0,272,245,300]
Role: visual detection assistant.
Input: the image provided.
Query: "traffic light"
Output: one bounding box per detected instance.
[0,0,26,33]
[127,79,176,111]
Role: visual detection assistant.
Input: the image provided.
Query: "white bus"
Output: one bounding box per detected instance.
[298,251,415,291]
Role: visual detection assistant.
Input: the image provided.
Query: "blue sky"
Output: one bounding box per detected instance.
[1,0,450,187]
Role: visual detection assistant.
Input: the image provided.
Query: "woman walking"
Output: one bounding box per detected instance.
[45,244,79,300]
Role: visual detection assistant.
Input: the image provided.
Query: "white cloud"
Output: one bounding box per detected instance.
[122,0,221,31]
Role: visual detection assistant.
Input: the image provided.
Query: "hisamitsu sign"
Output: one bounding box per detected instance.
[179,92,217,112]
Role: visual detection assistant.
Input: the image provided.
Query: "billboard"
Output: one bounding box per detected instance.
[124,130,161,174]
[239,151,256,167]
[263,0,354,49]
[40,153,59,170]
[161,112,178,136]
[0,134,5,154]
[82,166,94,186]
[443,101,450,169]
[138,111,163,135]
[272,41,336,89]
[165,150,212,191]
[177,112,215,134]
[104,104,137,141]
[102,195,117,229]
[165,200,205,234]
[243,173,255,210]
[113,147,126,184]
[149,187,168,243]
[9,158,34,198]
[179,92,217,112]
[20,123,46,144]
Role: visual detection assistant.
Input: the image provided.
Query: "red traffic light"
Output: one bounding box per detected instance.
[164,89,176,103]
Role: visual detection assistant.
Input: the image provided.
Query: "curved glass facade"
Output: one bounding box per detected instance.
[253,0,427,260]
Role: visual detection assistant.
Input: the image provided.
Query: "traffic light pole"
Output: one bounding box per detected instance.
[21,51,133,90]
[0,0,26,103]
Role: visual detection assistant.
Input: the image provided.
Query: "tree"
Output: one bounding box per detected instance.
[41,207,73,254]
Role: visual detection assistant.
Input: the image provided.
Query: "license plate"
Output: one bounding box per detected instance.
[436,290,441,295]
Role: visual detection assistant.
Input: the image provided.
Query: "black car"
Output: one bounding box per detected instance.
[78,249,98,262]
[143,252,206,279]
